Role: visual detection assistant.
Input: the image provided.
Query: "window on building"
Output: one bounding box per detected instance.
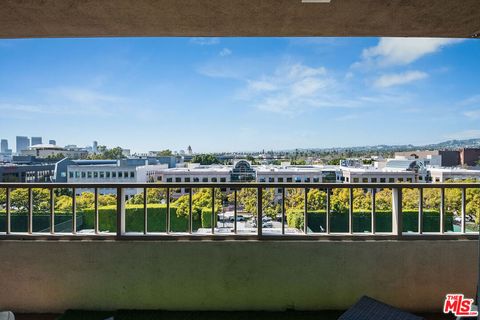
[295,176,302,183]
[130,172,135,178]
[175,177,181,183]
[202,177,208,182]
[81,172,86,178]
[211,177,218,182]
[418,176,423,181]
[93,172,98,178]
[106,172,110,178]
[69,172,74,178]
[398,178,404,182]
[389,178,394,183]
[193,177,200,182]
[305,177,311,182]
[118,172,123,178]
[124,171,129,178]
[220,177,226,182]
[112,171,117,178]
[362,178,368,183]
[353,178,359,183]
[75,171,80,178]
[371,178,377,183]
[100,172,105,179]
[286,177,292,182]
[406,178,412,182]
[278,177,284,182]
[184,177,191,182]
[313,177,320,183]
[167,177,172,182]
[87,172,92,179]
[259,177,266,182]
[380,178,386,183]
[268,177,275,183]
[346,177,349,182]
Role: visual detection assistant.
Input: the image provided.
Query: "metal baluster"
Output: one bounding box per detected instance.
[418,188,423,234]
[72,188,77,234]
[326,188,330,234]
[28,188,33,234]
[281,188,285,235]
[94,188,99,234]
[304,187,308,234]
[116,187,126,237]
[144,187,148,235]
[257,187,263,236]
[166,188,170,234]
[189,188,193,234]
[50,188,55,234]
[234,189,238,234]
[211,188,215,234]
[348,188,353,234]
[6,188,10,234]
[461,187,466,233]
[371,188,376,234]
[440,187,445,234]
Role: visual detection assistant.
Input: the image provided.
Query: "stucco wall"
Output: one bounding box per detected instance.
[0,240,476,313]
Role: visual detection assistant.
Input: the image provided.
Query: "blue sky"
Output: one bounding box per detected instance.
[0,37,479,153]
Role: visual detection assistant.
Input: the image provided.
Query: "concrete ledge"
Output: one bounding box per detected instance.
[0,240,476,313]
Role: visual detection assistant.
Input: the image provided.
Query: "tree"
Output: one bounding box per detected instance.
[87,146,126,160]
[173,188,223,218]
[190,154,220,165]
[232,188,278,218]
[157,150,173,156]
[127,188,167,205]
[10,188,50,213]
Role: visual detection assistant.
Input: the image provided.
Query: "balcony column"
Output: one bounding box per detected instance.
[392,187,403,236]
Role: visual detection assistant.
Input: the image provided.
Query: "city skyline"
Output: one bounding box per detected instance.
[1,37,479,153]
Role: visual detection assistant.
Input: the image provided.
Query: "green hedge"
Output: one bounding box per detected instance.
[0,204,200,233]
[201,208,213,228]
[0,214,75,233]
[287,210,454,233]
[80,204,201,232]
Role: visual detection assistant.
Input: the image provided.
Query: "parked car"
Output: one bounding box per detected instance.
[229,215,246,222]
[262,221,273,228]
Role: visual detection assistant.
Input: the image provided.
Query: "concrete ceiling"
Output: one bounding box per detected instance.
[1,0,480,39]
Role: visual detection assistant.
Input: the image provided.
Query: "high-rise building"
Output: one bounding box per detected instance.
[93,141,98,153]
[31,137,42,146]
[49,140,56,145]
[187,145,193,155]
[0,139,7,153]
[16,136,30,154]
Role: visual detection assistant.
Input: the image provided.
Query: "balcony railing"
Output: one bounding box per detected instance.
[0,182,478,240]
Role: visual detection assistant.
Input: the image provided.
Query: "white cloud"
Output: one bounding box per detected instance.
[236,62,357,115]
[43,87,123,104]
[355,38,463,68]
[219,48,232,57]
[464,109,480,119]
[0,102,112,116]
[190,37,220,45]
[459,95,480,106]
[445,130,480,140]
[374,71,428,88]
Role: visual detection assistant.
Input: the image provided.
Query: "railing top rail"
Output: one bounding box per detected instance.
[0,182,479,189]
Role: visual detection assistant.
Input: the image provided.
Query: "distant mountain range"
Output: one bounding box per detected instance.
[280,138,480,153]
